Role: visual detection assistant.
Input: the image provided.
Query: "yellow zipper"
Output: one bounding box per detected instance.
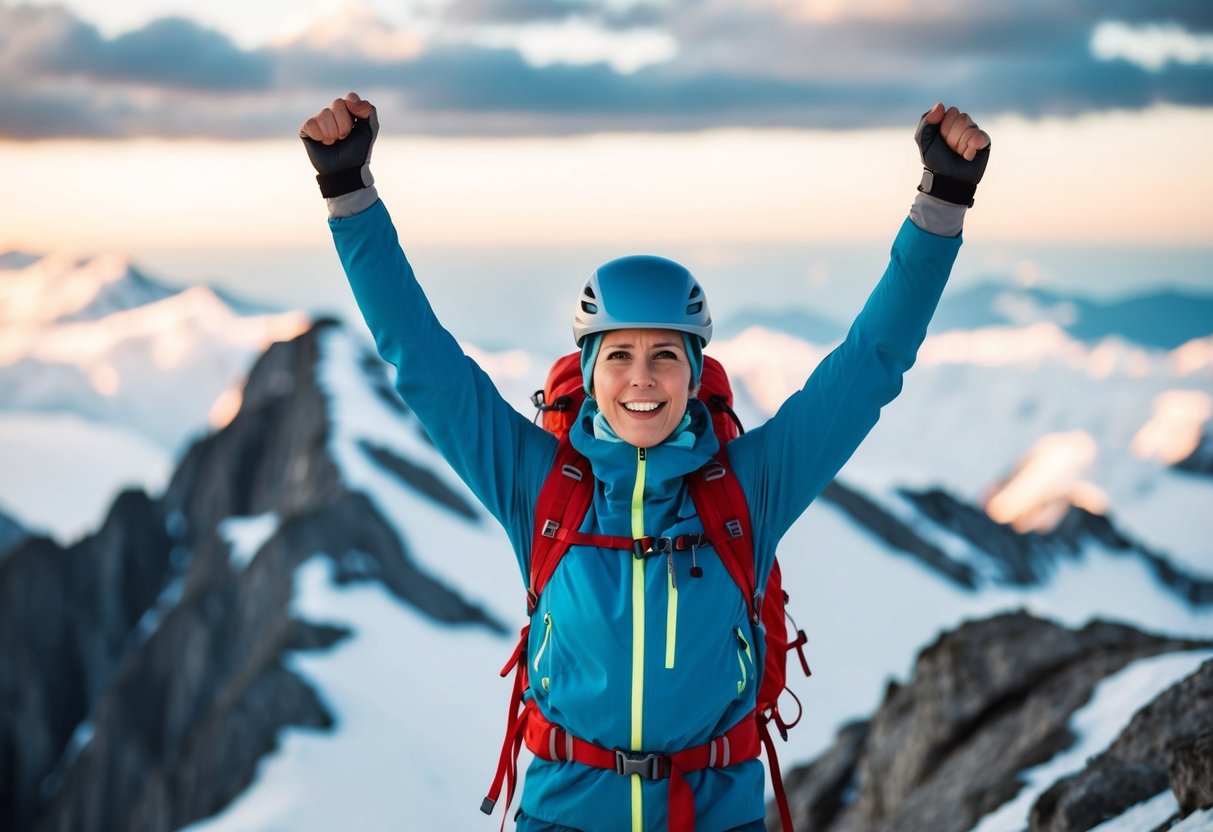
[630,446,647,832]
[665,553,678,669]
[736,628,753,694]
[533,612,553,692]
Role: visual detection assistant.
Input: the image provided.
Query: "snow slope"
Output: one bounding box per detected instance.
[0,411,172,542]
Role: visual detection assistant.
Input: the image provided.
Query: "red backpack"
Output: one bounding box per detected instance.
[482,352,811,832]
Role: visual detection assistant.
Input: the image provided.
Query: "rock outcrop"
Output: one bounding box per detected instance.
[771,612,1213,832]
[2,322,504,832]
[1030,661,1213,832]
[899,489,1213,605]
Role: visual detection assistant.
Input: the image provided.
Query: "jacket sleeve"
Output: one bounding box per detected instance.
[726,216,962,560]
[328,199,556,564]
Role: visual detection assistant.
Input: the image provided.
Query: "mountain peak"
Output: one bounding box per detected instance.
[0,250,177,327]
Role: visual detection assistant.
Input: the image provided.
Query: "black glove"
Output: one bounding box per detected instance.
[301,107,379,198]
[914,111,990,207]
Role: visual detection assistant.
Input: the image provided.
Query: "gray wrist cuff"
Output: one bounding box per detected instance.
[909,192,967,238]
[327,184,379,219]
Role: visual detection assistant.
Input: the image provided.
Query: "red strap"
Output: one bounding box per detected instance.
[758,718,796,832]
[555,528,648,552]
[790,628,811,676]
[687,451,758,621]
[523,702,763,832]
[528,440,594,613]
[482,626,531,830]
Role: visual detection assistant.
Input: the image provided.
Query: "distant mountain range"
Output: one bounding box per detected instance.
[726,282,1213,350]
[0,252,308,452]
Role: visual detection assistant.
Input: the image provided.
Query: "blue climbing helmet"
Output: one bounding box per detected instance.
[572,255,713,347]
[573,255,713,393]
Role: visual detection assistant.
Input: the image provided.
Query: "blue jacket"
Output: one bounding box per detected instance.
[331,199,961,831]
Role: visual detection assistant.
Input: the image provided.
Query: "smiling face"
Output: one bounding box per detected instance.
[592,328,695,449]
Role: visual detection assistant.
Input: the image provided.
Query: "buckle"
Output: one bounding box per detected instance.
[614,750,668,780]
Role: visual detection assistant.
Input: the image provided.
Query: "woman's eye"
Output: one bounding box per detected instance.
[607,350,630,360]
[655,350,679,360]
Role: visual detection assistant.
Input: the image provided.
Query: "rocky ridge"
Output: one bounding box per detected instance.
[773,612,1213,832]
[1,321,502,832]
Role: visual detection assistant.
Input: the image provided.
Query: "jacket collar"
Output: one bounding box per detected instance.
[569,397,719,506]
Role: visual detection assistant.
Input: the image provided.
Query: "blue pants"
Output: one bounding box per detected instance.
[515,810,767,831]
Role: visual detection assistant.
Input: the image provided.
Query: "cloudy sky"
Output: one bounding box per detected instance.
[1,0,1211,272]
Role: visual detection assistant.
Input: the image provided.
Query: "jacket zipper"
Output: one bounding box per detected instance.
[665,552,678,669]
[736,628,753,694]
[630,446,647,832]
[533,612,553,692]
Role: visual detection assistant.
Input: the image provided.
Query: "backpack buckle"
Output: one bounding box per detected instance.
[725,519,743,539]
[541,519,559,538]
[614,750,668,780]
[703,461,727,482]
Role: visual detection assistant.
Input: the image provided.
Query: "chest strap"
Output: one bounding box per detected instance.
[523,699,761,832]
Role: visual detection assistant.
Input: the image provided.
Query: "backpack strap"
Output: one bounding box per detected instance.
[686,450,760,622]
[528,438,595,614]
[522,700,762,832]
[687,451,798,832]
[528,438,672,603]
[757,717,796,832]
[480,624,531,831]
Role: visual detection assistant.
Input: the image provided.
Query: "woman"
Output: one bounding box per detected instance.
[301,93,989,832]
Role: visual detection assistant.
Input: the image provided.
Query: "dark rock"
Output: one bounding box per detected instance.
[162,321,345,534]
[14,322,507,832]
[1029,660,1213,832]
[900,489,1213,607]
[775,613,1212,832]
[358,439,480,522]
[820,481,977,589]
[768,721,868,832]
[901,487,1056,585]
[1030,762,1169,832]
[1171,732,1213,813]
[0,490,174,832]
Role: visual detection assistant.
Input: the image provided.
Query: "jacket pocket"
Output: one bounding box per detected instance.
[734,627,754,696]
[533,612,554,694]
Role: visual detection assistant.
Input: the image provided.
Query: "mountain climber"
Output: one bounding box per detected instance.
[300,91,990,832]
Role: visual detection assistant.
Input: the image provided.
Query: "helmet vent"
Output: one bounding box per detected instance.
[688,286,701,299]
[583,285,597,300]
[581,301,599,314]
[687,302,703,315]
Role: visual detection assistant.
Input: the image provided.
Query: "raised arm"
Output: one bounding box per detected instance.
[300,94,556,561]
[729,102,991,558]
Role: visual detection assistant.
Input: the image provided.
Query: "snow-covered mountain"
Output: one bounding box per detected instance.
[932,282,1213,351]
[0,252,310,541]
[2,252,1213,832]
[727,281,1213,352]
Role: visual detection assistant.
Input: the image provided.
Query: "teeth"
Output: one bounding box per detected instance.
[624,402,661,413]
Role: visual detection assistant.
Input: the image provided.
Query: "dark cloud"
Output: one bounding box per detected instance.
[80,17,274,90]
[0,0,1210,140]
[3,6,272,92]
[441,0,666,29]
[1088,0,1213,30]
